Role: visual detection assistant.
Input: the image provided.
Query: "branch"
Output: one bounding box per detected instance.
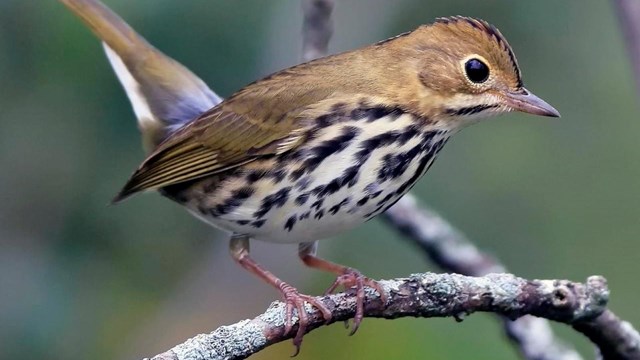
[613,0,640,94]
[384,194,640,360]
[146,273,608,360]
[574,310,640,360]
[383,195,505,277]
[383,195,583,360]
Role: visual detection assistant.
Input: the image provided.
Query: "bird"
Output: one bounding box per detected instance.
[60,0,560,353]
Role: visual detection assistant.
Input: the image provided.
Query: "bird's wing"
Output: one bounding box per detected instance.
[113,99,311,202]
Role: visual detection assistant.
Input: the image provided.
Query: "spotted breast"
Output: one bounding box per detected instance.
[162,102,452,244]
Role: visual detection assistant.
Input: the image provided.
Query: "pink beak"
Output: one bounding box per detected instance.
[503,88,560,117]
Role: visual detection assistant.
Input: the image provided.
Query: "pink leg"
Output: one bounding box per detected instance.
[229,235,331,355]
[298,242,386,335]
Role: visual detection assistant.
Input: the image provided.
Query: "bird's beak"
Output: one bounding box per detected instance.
[502,88,560,117]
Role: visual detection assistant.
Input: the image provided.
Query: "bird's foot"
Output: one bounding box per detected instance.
[280,283,332,356]
[324,268,386,335]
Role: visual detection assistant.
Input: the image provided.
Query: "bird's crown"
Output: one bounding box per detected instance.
[434,16,521,86]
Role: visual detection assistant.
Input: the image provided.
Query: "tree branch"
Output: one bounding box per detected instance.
[146,273,608,360]
[383,195,640,360]
[383,195,584,360]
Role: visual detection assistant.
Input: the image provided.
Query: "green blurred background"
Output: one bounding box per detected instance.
[0,0,638,359]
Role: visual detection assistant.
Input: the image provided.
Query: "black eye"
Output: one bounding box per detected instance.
[464,58,489,83]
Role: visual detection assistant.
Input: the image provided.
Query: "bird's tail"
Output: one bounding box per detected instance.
[59,0,221,152]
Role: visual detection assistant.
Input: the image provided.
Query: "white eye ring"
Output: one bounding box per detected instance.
[460,55,491,84]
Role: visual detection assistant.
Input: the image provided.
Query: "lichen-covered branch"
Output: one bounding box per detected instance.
[383,195,640,360]
[146,273,608,360]
[383,195,584,360]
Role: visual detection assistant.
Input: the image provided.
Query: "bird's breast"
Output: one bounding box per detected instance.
[166,110,451,243]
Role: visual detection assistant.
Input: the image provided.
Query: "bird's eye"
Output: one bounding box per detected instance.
[464,58,490,83]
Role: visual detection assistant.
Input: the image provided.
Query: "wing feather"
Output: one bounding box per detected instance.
[112,58,356,202]
[112,104,307,202]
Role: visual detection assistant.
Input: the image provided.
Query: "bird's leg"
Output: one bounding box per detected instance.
[298,241,386,335]
[229,234,331,354]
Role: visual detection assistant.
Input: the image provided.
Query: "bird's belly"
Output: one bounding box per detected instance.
[173,115,450,244]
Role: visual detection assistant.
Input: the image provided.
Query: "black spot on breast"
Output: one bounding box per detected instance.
[210,186,255,216]
[366,106,405,122]
[234,186,254,200]
[376,193,394,207]
[364,195,398,218]
[350,102,405,122]
[394,136,449,196]
[246,170,266,184]
[313,126,359,159]
[357,196,369,206]
[270,169,286,183]
[377,145,422,181]
[311,198,324,211]
[397,125,420,146]
[329,198,350,215]
[314,209,325,219]
[251,219,266,228]
[356,131,401,162]
[314,178,340,198]
[236,220,250,225]
[308,164,361,199]
[295,193,310,205]
[315,103,349,128]
[299,211,311,220]
[341,165,360,188]
[253,187,291,218]
[350,106,368,120]
[284,215,297,232]
[289,126,360,181]
[315,114,335,128]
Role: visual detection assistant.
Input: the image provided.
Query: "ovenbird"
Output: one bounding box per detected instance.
[60,0,559,351]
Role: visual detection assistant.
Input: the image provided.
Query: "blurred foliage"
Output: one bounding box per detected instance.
[0,1,638,359]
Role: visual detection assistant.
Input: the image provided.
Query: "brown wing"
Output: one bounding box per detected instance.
[111,48,377,202]
[112,102,309,202]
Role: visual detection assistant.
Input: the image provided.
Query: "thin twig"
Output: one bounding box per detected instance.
[613,0,640,94]
[146,273,609,360]
[302,0,334,62]
[574,310,640,360]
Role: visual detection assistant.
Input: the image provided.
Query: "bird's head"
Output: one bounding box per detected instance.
[383,16,559,123]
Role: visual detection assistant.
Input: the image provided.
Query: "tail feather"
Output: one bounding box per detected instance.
[59,0,222,152]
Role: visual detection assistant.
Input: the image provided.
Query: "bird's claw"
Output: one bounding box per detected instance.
[280,284,332,356]
[324,268,385,335]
